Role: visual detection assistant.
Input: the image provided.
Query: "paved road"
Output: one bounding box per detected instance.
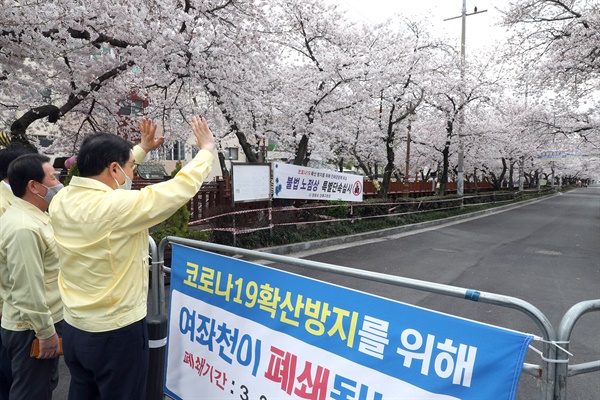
[53,187,599,399]
[269,187,600,400]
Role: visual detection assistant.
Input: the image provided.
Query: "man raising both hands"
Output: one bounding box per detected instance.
[49,116,215,400]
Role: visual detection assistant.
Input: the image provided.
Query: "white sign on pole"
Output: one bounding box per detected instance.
[231,163,271,203]
[272,162,364,202]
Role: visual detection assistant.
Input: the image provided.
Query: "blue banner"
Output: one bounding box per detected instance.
[165,244,533,400]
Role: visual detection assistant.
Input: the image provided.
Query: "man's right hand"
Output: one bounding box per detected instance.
[191,116,216,153]
[37,333,60,359]
[137,118,165,153]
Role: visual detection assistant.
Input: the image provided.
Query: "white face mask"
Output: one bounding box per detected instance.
[37,182,64,204]
[114,164,132,190]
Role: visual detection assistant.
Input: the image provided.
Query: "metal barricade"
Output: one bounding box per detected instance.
[154,236,561,400]
[554,299,600,400]
[147,236,168,400]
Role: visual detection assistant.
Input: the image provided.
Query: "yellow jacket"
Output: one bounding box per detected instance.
[49,147,213,332]
[0,182,16,314]
[0,182,15,214]
[0,197,63,339]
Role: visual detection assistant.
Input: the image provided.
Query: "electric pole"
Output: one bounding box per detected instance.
[444,1,487,196]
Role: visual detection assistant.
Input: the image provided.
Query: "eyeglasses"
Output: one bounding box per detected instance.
[122,161,139,174]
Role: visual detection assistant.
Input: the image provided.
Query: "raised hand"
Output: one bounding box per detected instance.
[137,118,165,153]
[191,116,215,153]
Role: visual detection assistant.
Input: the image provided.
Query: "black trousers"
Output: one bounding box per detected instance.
[0,322,63,400]
[62,318,149,400]
[0,332,11,400]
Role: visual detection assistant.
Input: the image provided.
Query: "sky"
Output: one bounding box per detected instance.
[331,0,509,54]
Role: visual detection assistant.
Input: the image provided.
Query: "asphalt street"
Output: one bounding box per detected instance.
[264,186,600,400]
[52,186,599,399]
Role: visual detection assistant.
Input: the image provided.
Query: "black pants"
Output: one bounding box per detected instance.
[62,318,149,400]
[0,322,63,400]
[0,332,11,400]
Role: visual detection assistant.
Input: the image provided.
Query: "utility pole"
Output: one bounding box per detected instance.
[403,120,412,198]
[444,1,487,196]
[519,156,525,191]
[404,105,416,198]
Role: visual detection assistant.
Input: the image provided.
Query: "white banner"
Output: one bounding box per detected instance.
[536,150,589,161]
[272,163,363,202]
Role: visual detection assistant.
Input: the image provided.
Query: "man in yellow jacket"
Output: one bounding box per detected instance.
[0,143,38,400]
[49,116,215,400]
[0,153,64,399]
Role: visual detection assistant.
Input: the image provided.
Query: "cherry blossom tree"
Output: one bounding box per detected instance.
[330,18,438,198]
[0,0,274,157]
[2,0,596,188]
[502,0,599,83]
[500,0,600,154]
[415,44,506,195]
[257,1,376,168]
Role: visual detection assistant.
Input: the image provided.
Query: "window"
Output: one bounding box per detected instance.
[224,147,239,160]
[35,135,54,151]
[91,46,114,60]
[160,140,186,161]
[40,88,52,103]
[119,99,144,116]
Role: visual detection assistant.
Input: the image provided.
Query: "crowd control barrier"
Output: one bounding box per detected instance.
[554,299,600,400]
[150,236,598,400]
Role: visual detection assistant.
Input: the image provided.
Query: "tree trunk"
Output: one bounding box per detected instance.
[465,172,471,193]
[293,134,310,166]
[439,145,449,196]
[218,152,230,178]
[488,158,508,190]
[10,105,60,150]
[500,158,508,189]
[438,120,453,196]
[204,82,258,163]
[489,171,501,190]
[380,165,392,199]
[379,139,396,199]
[508,159,515,191]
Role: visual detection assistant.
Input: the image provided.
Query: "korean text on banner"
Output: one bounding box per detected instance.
[165,244,533,400]
[272,162,364,202]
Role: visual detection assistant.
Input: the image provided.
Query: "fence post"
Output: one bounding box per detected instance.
[146,314,168,400]
[147,236,167,400]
